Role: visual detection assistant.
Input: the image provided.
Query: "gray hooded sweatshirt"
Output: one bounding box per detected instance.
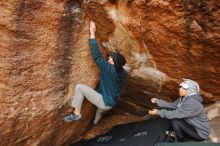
[156,93,211,139]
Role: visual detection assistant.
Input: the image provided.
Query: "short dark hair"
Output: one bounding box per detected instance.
[110,52,126,67]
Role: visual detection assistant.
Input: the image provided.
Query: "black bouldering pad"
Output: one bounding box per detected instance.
[70,117,171,146]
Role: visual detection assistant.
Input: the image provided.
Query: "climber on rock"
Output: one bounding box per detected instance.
[148,78,211,142]
[63,21,128,124]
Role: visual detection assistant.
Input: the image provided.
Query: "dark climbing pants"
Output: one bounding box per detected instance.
[171,119,205,142]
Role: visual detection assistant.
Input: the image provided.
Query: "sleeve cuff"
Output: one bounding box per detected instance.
[156,110,161,115]
[89,38,96,44]
[156,98,160,105]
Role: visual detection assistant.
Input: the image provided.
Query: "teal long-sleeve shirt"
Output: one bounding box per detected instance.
[89,39,127,107]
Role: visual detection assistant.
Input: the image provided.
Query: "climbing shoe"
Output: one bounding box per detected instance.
[63,113,81,122]
[166,131,176,138]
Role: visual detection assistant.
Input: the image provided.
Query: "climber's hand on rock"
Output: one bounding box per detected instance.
[148,109,158,115]
[151,98,158,104]
[90,21,96,39]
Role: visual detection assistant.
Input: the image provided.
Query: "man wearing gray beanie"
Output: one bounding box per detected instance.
[149,79,211,142]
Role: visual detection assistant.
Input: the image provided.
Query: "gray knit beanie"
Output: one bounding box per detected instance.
[180,78,200,96]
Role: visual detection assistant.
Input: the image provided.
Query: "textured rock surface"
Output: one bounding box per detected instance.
[0,0,99,145]
[0,0,219,146]
[102,0,220,104]
[205,101,220,142]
